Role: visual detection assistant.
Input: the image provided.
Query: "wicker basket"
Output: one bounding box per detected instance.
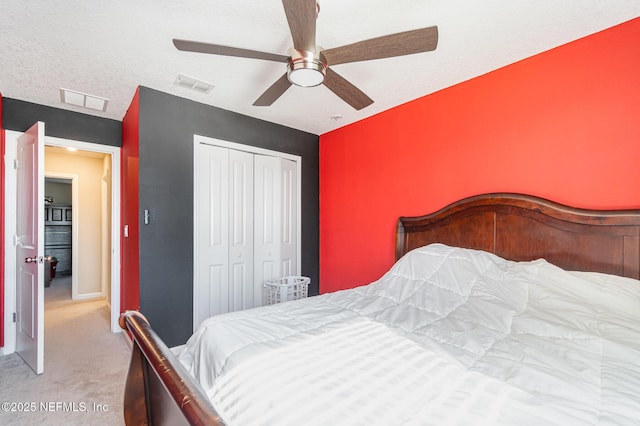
[264,276,310,305]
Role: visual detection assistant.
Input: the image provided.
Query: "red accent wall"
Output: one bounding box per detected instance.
[320,18,640,293]
[121,88,140,311]
[1,92,4,347]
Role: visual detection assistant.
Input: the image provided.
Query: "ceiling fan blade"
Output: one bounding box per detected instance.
[323,68,373,111]
[321,26,438,66]
[282,0,317,52]
[173,39,289,63]
[253,74,293,106]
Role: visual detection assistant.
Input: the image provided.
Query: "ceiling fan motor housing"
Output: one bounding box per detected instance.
[287,49,327,87]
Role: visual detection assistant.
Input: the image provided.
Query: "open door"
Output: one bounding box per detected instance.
[15,122,45,374]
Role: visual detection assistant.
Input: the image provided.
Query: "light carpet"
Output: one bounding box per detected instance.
[0,276,131,425]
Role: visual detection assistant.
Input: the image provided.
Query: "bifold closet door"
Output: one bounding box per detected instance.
[253,155,297,298]
[195,144,226,325]
[194,143,298,328]
[195,144,254,324]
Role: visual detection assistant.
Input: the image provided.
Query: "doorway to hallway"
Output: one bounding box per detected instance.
[2,130,121,374]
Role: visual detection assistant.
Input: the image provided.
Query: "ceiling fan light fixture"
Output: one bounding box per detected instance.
[287,51,326,87]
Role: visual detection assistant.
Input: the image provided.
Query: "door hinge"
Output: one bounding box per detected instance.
[13,234,20,246]
[13,312,17,323]
[14,159,19,170]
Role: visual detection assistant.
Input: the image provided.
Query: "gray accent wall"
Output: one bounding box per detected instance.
[2,98,121,145]
[137,87,319,346]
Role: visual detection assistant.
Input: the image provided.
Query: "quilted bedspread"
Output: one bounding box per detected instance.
[179,244,640,425]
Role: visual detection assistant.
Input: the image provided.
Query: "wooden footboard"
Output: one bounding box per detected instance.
[119,311,225,426]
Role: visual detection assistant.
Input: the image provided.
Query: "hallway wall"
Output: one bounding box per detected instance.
[45,151,106,297]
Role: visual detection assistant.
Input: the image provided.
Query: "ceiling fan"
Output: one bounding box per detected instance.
[173,0,438,110]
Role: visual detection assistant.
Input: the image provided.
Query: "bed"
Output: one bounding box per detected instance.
[120,193,640,425]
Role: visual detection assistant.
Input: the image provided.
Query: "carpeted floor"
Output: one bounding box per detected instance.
[0,276,131,425]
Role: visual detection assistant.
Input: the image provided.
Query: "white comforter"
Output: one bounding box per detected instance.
[179,244,640,425]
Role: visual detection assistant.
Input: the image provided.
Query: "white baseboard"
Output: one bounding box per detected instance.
[73,292,104,301]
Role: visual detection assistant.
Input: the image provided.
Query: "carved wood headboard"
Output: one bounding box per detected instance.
[396,193,640,279]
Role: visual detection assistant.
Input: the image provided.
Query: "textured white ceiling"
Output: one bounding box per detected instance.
[1,1,639,135]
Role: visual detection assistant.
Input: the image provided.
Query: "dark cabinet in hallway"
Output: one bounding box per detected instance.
[45,204,72,275]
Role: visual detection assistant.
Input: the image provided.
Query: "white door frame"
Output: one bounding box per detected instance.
[192,135,302,330]
[3,131,122,355]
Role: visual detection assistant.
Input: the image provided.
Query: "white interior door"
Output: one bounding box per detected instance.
[15,122,45,374]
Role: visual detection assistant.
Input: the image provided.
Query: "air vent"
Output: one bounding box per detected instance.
[60,88,109,112]
[174,73,215,93]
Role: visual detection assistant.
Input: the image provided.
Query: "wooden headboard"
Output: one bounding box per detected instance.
[396,193,640,279]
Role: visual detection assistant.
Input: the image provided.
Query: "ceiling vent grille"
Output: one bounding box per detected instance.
[174,73,215,93]
[60,88,109,112]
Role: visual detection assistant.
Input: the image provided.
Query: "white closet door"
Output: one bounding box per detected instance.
[195,141,299,329]
[228,149,254,312]
[195,144,229,326]
[254,155,297,302]
[278,157,298,275]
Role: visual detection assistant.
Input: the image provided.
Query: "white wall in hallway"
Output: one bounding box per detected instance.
[45,150,105,297]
